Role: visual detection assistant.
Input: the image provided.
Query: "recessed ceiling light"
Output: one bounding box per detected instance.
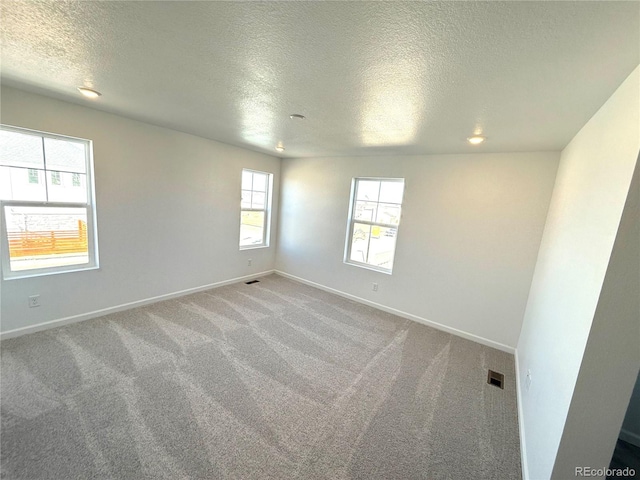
[289,114,306,120]
[275,144,285,152]
[77,87,101,98]
[467,135,486,145]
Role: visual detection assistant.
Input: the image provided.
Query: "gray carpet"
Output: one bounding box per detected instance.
[1,274,521,479]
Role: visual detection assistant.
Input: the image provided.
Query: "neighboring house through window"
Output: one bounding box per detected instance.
[345,177,405,273]
[0,125,99,278]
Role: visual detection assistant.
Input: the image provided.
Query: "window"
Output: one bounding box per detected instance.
[51,171,61,185]
[0,125,99,278]
[240,169,272,248]
[345,178,405,273]
[28,168,39,184]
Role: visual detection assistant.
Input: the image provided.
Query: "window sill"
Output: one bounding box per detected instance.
[3,264,100,281]
[344,260,393,275]
[239,244,270,251]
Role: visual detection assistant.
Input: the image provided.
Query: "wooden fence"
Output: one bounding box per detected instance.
[7,220,87,258]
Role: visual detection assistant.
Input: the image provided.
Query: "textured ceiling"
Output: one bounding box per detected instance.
[1,1,638,158]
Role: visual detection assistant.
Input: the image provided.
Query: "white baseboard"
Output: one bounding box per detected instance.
[274,270,516,355]
[619,428,640,448]
[514,351,529,480]
[0,270,275,340]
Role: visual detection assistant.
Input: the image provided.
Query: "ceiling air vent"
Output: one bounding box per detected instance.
[487,370,504,389]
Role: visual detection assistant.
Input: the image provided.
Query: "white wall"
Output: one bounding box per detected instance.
[276,151,559,350]
[516,66,639,480]
[0,87,280,334]
[552,157,639,478]
[620,372,640,447]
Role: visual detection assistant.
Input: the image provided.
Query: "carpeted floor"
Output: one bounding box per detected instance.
[1,274,521,479]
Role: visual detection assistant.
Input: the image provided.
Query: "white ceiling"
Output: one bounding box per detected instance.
[1,1,638,158]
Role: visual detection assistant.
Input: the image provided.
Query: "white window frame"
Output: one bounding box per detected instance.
[239,168,273,250]
[0,125,99,279]
[344,177,405,274]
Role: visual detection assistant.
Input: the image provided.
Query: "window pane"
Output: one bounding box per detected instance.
[367,226,397,269]
[356,180,380,201]
[51,171,61,185]
[47,172,87,203]
[0,130,44,169]
[252,191,265,209]
[4,205,89,272]
[242,170,253,190]
[376,203,401,225]
[43,137,86,173]
[350,223,371,263]
[240,211,265,246]
[347,178,404,273]
[379,180,404,204]
[29,169,40,184]
[0,166,47,201]
[354,200,377,222]
[241,190,252,208]
[252,172,267,192]
[239,169,271,248]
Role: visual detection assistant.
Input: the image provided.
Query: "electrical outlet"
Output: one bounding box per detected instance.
[526,369,532,390]
[248,259,252,267]
[372,283,378,292]
[28,295,40,308]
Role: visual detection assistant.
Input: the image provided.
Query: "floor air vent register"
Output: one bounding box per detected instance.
[487,370,505,389]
